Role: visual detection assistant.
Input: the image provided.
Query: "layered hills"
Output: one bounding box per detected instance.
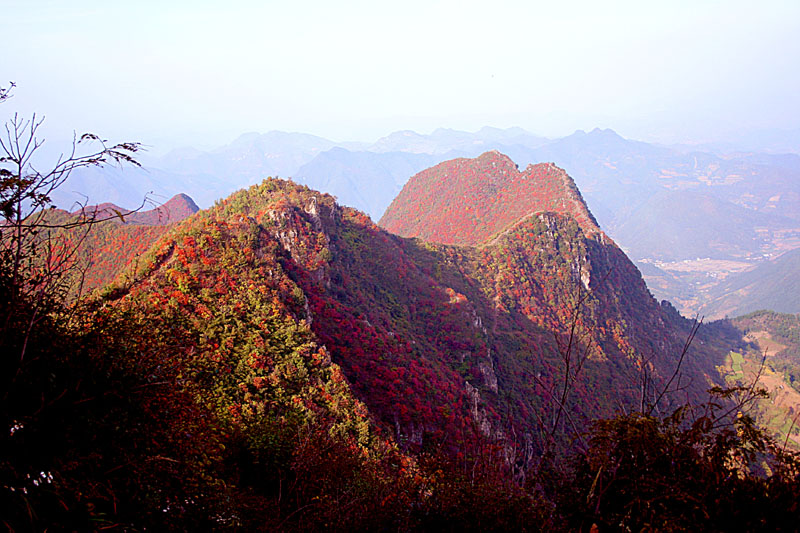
[55,127,800,318]
[78,192,199,225]
[45,194,200,295]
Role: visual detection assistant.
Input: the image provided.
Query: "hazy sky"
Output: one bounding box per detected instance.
[3,0,799,152]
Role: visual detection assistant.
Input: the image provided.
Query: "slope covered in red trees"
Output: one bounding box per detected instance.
[38,194,201,295]
[84,177,733,459]
[379,151,599,245]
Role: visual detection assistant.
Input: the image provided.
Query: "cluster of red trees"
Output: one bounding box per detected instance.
[380,151,598,246]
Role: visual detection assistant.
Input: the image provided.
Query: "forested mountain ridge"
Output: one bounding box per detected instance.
[96,170,729,453]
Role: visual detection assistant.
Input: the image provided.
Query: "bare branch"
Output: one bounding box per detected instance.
[0,81,14,103]
[647,316,702,416]
[0,107,144,395]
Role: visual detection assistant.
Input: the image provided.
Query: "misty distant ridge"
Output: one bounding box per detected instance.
[367,126,550,154]
[55,125,800,213]
[51,125,557,212]
[666,127,800,157]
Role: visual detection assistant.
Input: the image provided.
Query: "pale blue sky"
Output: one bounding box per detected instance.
[3,0,799,152]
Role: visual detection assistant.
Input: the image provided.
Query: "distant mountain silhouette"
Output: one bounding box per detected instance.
[77,193,199,225]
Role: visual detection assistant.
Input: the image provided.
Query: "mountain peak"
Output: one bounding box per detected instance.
[379,152,599,245]
[568,127,623,139]
[589,127,623,138]
[129,193,199,225]
[476,149,518,166]
[76,193,199,226]
[163,193,200,214]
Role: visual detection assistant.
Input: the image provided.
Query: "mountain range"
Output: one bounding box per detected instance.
[53,126,800,317]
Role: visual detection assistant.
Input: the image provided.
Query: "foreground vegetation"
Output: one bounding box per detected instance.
[4,291,799,530]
